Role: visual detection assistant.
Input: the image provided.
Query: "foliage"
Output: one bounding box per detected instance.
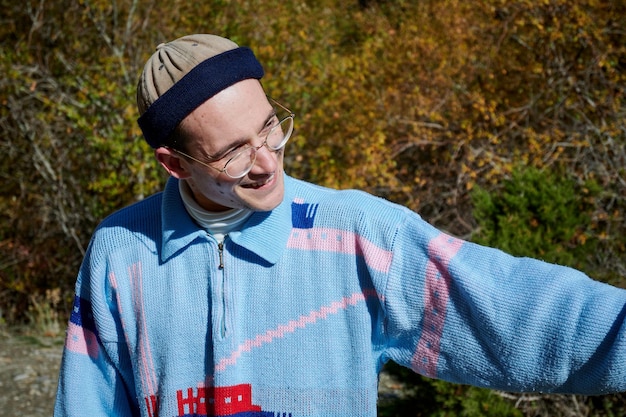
[0,0,165,321]
[471,167,601,271]
[1,0,625,415]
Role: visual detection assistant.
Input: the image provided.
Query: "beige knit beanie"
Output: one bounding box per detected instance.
[136,34,264,148]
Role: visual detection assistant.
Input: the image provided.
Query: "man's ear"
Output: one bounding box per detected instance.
[155,147,191,179]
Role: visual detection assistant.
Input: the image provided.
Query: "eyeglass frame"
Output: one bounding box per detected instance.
[168,97,295,179]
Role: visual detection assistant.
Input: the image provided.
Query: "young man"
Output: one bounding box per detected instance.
[54,34,626,417]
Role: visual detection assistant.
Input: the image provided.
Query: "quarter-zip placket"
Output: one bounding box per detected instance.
[211,234,230,340]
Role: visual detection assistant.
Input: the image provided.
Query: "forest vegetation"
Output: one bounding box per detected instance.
[1,0,625,415]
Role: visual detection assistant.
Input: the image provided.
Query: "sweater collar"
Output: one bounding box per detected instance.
[160,176,292,265]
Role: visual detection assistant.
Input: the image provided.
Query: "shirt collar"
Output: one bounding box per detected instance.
[160,176,292,264]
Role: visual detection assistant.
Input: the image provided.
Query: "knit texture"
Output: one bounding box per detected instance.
[54,175,626,417]
[137,46,264,148]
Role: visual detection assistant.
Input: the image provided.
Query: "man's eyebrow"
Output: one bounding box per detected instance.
[205,107,277,161]
[259,108,278,132]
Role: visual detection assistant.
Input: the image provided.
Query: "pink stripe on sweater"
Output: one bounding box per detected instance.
[215,290,380,372]
[129,262,157,398]
[287,228,393,273]
[411,233,464,378]
[66,322,99,359]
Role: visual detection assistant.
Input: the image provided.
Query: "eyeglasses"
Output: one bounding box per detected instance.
[171,98,295,179]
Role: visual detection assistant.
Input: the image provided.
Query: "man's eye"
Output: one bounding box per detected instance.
[263,115,279,132]
[224,144,247,159]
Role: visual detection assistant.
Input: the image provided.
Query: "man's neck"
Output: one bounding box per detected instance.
[178,180,253,242]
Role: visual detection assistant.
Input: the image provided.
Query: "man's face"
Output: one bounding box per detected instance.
[172,79,286,212]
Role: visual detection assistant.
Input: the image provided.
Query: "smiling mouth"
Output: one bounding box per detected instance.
[242,173,275,189]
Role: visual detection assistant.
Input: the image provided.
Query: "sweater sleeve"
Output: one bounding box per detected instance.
[383,210,626,395]
[54,236,138,417]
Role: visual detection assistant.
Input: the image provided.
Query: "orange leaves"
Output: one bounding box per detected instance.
[2,0,625,323]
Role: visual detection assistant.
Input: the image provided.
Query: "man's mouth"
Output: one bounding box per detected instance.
[242,173,275,189]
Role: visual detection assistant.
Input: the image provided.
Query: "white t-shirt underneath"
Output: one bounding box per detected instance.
[178,180,253,243]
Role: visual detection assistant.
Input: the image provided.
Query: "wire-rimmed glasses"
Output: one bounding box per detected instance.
[171,98,294,179]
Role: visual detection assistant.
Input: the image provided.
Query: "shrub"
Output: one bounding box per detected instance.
[471,167,601,269]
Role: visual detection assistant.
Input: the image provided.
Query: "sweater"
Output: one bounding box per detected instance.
[54,175,626,417]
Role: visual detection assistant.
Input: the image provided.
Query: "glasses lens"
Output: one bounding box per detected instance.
[266,117,294,150]
[224,146,256,178]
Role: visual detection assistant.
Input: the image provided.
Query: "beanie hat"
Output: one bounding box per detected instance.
[137,34,264,148]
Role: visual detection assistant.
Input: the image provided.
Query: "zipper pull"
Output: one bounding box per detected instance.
[217,241,225,269]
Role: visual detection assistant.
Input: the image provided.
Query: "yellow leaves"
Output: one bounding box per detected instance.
[123,103,136,120]
[1,0,624,326]
[257,44,276,59]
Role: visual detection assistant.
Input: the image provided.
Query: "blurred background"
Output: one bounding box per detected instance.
[1,0,625,415]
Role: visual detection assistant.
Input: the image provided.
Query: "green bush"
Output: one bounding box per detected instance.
[471,166,600,269]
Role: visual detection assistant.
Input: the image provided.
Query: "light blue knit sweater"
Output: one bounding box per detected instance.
[54,175,626,417]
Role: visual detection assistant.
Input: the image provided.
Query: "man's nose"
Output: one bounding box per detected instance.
[249,141,278,174]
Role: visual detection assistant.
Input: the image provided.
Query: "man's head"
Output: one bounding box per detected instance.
[137,34,290,212]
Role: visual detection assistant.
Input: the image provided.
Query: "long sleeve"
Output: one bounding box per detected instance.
[54,237,138,417]
[383,210,626,394]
